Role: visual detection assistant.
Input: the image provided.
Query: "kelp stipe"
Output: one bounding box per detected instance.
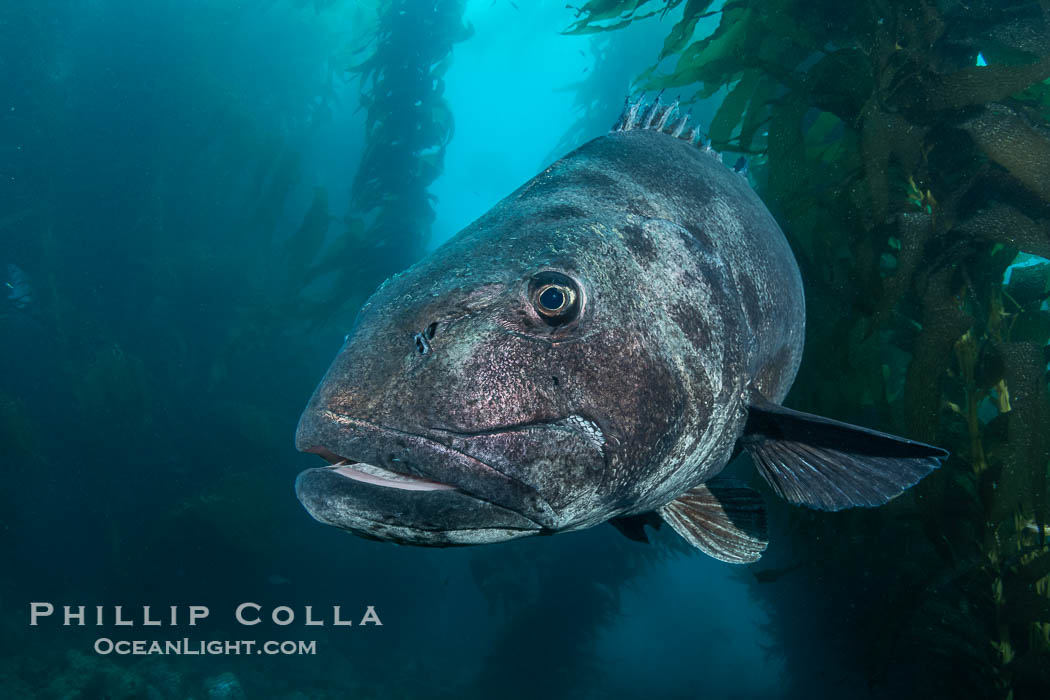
[346,0,472,285]
[275,0,472,326]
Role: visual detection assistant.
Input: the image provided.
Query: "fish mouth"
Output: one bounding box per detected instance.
[295,411,555,546]
[307,447,459,493]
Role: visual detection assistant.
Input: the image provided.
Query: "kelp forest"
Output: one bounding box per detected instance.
[568,0,1050,697]
[1,0,1049,698]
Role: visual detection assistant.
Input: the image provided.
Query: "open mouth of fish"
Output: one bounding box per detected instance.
[306,446,458,492]
[294,413,557,545]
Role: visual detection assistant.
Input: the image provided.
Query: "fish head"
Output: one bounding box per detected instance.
[295,218,688,546]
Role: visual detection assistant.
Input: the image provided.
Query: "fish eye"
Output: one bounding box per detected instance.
[529,272,581,326]
[538,285,568,312]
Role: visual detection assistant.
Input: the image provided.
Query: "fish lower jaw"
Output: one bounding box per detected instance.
[327,459,456,493]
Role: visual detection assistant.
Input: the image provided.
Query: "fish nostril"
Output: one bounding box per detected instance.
[414,332,430,356]
[414,322,438,356]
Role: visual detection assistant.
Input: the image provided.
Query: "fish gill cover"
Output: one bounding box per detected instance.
[0,0,1048,699]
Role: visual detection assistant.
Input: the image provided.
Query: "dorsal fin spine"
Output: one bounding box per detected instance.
[654,97,678,131]
[610,94,743,183]
[669,110,689,137]
[625,94,644,129]
[639,89,664,129]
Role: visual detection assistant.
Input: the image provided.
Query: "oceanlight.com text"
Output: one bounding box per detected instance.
[93,638,317,656]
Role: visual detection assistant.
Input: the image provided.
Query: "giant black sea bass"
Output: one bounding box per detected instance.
[294,95,948,563]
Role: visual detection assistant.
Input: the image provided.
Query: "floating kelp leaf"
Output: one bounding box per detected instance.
[660,5,752,91]
[897,54,1050,113]
[659,0,717,59]
[955,204,1050,260]
[962,104,1050,204]
[709,69,759,145]
[976,7,1050,61]
[562,0,675,35]
[738,73,777,151]
[981,40,1050,69]
[565,14,650,34]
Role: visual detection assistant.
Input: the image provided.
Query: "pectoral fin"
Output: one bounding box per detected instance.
[741,391,947,511]
[658,479,768,564]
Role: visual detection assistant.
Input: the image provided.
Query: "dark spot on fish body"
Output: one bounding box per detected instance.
[669,301,709,354]
[618,383,688,506]
[620,222,659,263]
[625,197,658,219]
[678,251,731,310]
[555,166,620,191]
[529,204,590,224]
[562,330,684,504]
[679,221,717,256]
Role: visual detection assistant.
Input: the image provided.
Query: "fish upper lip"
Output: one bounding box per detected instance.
[298,410,557,526]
